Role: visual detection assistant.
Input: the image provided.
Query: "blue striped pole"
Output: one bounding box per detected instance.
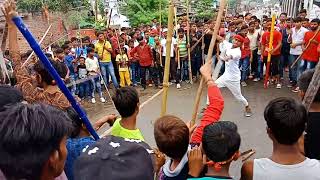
[12,16,100,140]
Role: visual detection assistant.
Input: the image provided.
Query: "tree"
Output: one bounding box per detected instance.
[119,0,169,27]
[17,0,89,13]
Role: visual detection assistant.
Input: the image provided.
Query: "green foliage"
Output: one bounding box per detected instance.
[192,0,215,20]
[119,0,169,27]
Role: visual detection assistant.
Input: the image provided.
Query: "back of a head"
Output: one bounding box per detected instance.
[154,115,189,159]
[202,121,241,162]
[0,103,72,180]
[0,85,23,111]
[298,69,320,102]
[65,107,85,138]
[112,87,139,118]
[264,97,307,145]
[34,59,67,84]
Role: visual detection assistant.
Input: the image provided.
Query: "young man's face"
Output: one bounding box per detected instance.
[50,137,68,178]
[98,34,105,41]
[191,25,197,32]
[241,28,249,34]
[255,21,260,29]
[266,21,272,31]
[302,21,309,28]
[295,21,302,28]
[310,22,319,31]
[57,53,64,60]
[129,42,134,48]
[232,39,242,48]
[245,14,252,21]
[178,32,184,39]
[145,33,150,39]
[280,14,287,22]
[249,24,255,31]
[64,48,70,55]
[79,58,85,65]
[229,25,236,32]
[286,20,292,28]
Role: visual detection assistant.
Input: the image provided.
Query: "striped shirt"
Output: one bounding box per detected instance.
[177,37,188,58]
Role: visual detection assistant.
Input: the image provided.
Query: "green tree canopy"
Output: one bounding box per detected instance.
[17,0,89,13]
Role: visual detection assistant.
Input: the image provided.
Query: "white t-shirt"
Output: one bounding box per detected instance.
[290,27,309,55]
[247,30,260,50]
[161,37,177,57]
[219,40,241,81]
[85,57,99,75]
[253,158,320,180]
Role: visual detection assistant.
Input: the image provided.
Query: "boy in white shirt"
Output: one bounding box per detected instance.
[216,34,252,117]
[86,47,106,104]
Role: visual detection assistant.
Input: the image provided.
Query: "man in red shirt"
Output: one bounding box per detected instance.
[261,19,283,88]
[300,19,320,75]
[130,36,156,90]
[239,25,251,87]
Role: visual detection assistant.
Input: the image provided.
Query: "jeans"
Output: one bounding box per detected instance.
[191,56,202,77]
[280,53,290,78]
[153,63,163,85]
[90,77,103,98]
[100,62,119,88]
[239,56,250,82]
[140,66,156,88]
[130,62,140,85]
[251,49,259,77]
[176,58,189,83]
[298,60,317,78]
[68,74,77,96]
[78,81,90,99]
[289,55,299,85]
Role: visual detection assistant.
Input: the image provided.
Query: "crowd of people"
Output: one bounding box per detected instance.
[1,0,320,180]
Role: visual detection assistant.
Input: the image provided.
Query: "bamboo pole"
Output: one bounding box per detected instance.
[159,0,163,67]
[190,0,227,126]
[302,58,320,110]
[161,1,174,116]
[174,7,180,70]
[264,14,276,89]
[186,0,193,84]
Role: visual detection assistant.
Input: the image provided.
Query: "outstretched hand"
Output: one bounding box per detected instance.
[1,0,18,26]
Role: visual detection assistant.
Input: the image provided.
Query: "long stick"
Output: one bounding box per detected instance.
[191,33,206,52]
[12,16,100,140]
[302,58,320,110]
[44,32,71,50]
[264,14,276,89]
[290,27,320,68]
[107,9,113,29]
[23,24,52,67]
[190,0,227,126]
[186,0,193,84]
[161,1,174,116]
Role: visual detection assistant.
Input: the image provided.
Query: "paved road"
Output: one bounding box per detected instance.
[84,78,297,178]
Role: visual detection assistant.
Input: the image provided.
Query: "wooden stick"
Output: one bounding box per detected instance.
[190,0,227,126]
[174,7,181,70]
[186,0,193,84]
[302,58,320,110]
[190,33,206,52]
[290,26,320,68]
[44,32,71,50]
[1,23,8,52]
[23,24,52,67]
[161,1,174,116]
[263,14,276,89]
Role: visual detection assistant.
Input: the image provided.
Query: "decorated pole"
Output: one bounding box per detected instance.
[161,1,174,116]
[11,15,100,140]
[264,14,276,88]
[190,0,227,126]
[186,0,193,84]
[302,59,320,110]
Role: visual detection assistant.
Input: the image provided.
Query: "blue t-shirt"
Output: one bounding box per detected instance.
[64,55,75,75]
[65,137,95,180]
[188,176,232,180]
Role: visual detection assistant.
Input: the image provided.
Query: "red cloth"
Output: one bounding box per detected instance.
[110,36,118,58]
[261,30,282,56]
[301,31,320,62]
[234,34,245,43]
[130,44,153,67]
[191,85,224,144]
[241,37,251,59]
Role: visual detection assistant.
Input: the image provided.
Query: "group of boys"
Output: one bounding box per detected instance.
[1,1,320,180]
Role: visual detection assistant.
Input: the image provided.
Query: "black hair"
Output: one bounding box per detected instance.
[64,41,71,45]
[137,36,144,42]
[0,103,72,180]
[251,15,257,20]
[264,97,307,145]
[88,43,95,49]
[311,18,320,24]
[178,28,185,33]
[286,17,293,22]
[34,59,68,85]
[61,44,70,51]
[293,17,303,23]
[96,31,104,37]
[280,12,288,17]
[70,37,78,42]
[255,19,261,24]
[202,121,241,162]
[245,13,251,17]
[300,9,307,14]
[249,21,255,26]
[64,107,86,138]
[298,69,320,102]
[112,87,139,118]
[54,48,64,54]
[87,47,95,53]
[0,85,23,112]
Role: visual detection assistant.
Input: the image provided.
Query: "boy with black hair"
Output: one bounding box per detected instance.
[241,97,320,180]
[111,87,144,140]
[116,42,132,87]
[154,115,190,180]
[0,103,73,180]
[86,47,106,104]
[298,69,320,160]
[176,28,190,89]
[62,44,77,96]
[77,56,89,100]
[188,121,241,179]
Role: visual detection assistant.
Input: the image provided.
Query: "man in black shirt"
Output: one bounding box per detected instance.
[298,69,320,160]
[190,23,203,79]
